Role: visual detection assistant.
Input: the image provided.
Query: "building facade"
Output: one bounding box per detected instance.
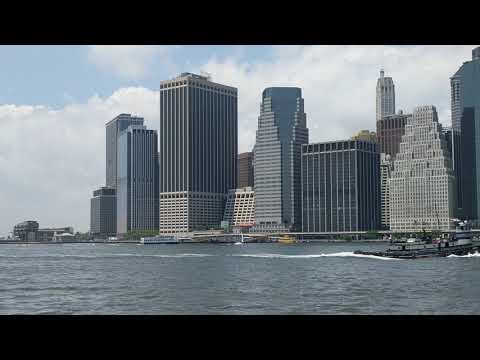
[301,140,380,233]
[222,187,255,227]
[238,152,254,188]
[380,153,393,229]
[117,125,159,235]
[376,111,411,158]
[159,73,238,233]
[13,221,39,241]
[13,221,73,241]
[105,114,144,189]
[376,69,395,121]
[254,87,308,232]
[36,227,74,242]
[389,106,456,232]
[450,46,480,222]
[90,186,116,237]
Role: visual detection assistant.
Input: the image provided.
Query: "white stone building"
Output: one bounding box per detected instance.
[380,153,393,229]
[389,105,456,232]
[223,187,255,226]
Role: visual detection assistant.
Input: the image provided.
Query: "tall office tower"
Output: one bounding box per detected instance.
[222,187,255,227]
[376,69,395,122]
[301,140,380,232]
[105,114,144,189]
[238,152,254,188]
[380,154,393,229]
[450,46,480,221]
[376,110,411,158]
[90,187,116,237]
[159,73,237,233]
[254,87,308,232]
[116,125,159,235]
[389,106,456,232]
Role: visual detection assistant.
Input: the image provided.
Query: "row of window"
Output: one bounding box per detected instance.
[160,80,236,96]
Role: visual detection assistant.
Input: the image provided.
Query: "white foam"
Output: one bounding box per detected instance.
[234,252,399,260]
[234,242,243,245]
[447,251,480,258]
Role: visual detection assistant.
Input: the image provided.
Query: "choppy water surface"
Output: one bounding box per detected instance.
[1,242,479,314]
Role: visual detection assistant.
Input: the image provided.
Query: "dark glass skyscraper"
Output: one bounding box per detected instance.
[105,114,144,189]
[90,187,116,237]
[116,125,159,235]
[301,140,380,232]
[159,73,238,233]
[254,87,308,232]
[451,46,480,221]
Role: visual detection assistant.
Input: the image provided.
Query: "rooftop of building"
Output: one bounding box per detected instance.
[377,69,394,82]
[262,87,302,99]
[238,151,253,159]
[229,186,254,193]
[160,72,237,92]
[93,186,116,197]
[105,113,144,127]
[302,139,378,154]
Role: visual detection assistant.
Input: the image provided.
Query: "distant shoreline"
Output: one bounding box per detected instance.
[0,239,390,245]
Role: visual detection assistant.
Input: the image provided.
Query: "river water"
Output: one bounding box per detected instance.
[1,242,479,314]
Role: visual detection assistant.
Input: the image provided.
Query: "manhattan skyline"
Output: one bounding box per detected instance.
[0,45,478,235]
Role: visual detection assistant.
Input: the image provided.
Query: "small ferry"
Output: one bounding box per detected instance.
[278,235,297,244]
[354,220,479,259]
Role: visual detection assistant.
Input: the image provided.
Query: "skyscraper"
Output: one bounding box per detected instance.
[254,87,308,232]
[301,140,380,232]
[116,125,159,235]
[376,110,411,158]
[238,152,254,188]
[450,46,480,221]
[376,69,395,121]
[90,187,116,237]
[159,73,238,233]
[389,106,456,232]
[105,114,144,189]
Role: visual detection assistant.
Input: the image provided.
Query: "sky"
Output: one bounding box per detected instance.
[0,45,477,235]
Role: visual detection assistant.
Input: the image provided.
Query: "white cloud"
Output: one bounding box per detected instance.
[0,87,159,235]
[198,45,477,153]
[87,45,177,80]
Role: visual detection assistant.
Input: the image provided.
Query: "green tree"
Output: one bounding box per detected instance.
[123,230,159,240]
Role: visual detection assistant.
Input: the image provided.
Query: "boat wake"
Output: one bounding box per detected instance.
[447,251,480,258]
[234,242,243,245]
[234,252,399,260]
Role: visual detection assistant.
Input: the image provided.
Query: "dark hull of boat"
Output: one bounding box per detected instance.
[354,244,479,259]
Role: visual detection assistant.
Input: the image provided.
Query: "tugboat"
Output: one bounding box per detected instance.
[354,220,479,259]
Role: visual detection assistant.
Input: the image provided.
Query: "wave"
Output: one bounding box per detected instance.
[234,252,399,260]
[447,251,480,258]
[0,253,214,259]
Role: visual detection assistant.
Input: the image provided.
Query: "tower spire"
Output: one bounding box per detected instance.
[380,68,385,78]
